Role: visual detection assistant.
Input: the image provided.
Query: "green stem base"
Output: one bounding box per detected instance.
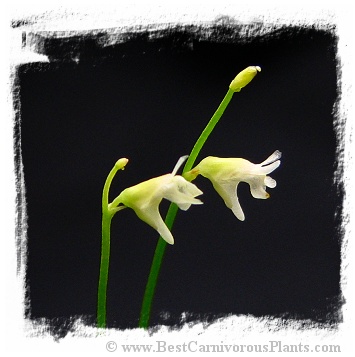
[97,211,112,328]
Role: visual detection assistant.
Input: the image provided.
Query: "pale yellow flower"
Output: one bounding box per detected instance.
[188,151,281,221]
[110,156,203,244]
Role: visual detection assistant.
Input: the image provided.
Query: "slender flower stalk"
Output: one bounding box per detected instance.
[97,158,128,328]
[139,66,261,329]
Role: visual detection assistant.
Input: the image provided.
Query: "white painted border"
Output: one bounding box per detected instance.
[1,1,354,355]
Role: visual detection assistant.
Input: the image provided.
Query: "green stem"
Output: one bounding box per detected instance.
[183,89,234,172]
[139,88,235,328]
[97,161,126,328]
[139,203,179,327]
[97,209,112,328]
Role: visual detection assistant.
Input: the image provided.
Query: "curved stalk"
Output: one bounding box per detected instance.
[97,159,128,328]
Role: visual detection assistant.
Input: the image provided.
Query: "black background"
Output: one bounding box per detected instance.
[17,24,341,336]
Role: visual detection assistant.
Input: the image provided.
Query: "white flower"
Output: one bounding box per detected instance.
[189,151,281,221]
[110,156,203,244]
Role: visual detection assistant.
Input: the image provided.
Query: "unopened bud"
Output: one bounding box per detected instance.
[229,66,261,92]
[115,158,129,170]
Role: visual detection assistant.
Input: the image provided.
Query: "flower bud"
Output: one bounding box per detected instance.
[229,66,261,92]
[115,158,129,170]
